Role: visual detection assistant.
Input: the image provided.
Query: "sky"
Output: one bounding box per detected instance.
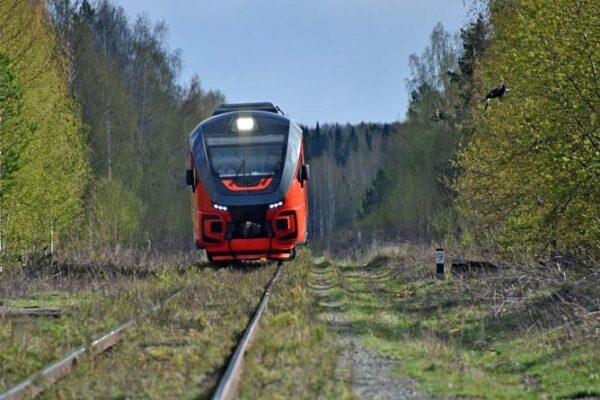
[119,0,468,125]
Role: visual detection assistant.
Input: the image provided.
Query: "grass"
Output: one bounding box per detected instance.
[0,267,198,392]
[239,250,351,399]
[329,244,600,399]
[1,251,346,398]
[40,264,277,399]
[3,291,96,309]
[6,245,594,398]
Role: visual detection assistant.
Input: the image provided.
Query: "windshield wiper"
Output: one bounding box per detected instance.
[232,153,247,185]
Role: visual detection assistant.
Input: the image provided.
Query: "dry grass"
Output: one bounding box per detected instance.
[39,264,276,399]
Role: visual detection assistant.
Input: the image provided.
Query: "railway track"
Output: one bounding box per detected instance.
[212,261,283,400]
[0,283,197,400]
[0,262,284,400]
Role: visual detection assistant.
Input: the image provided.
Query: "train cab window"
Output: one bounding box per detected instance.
[204,134,286,179]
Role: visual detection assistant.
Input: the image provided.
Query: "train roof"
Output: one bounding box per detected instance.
[212,102,281,116]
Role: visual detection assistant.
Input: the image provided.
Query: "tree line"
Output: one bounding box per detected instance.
[0,0,224,265]
[300,122,396,245]
[0,0,89,261]
[306,0,599,262]
[454,0,599,261]
[0,0,597,264]
[304,19,482,250]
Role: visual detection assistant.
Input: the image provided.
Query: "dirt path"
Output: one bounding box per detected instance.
[311,264,433,400]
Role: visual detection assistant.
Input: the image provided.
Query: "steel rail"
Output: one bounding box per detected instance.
[212,262,284,400]
[0,283,197,400]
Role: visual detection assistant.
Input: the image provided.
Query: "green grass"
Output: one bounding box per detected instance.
[0,268,199,392]
[2,254,349,398]
[3,290,97,309]
[331,252,600,399]
[240,251,351,399]
[39,265,276,399]
[5,248,595,398]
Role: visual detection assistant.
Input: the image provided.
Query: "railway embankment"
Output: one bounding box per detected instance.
[0,260,195,394]
[0,258,277,398]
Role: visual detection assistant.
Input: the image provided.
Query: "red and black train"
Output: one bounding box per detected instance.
[186,102,309,262]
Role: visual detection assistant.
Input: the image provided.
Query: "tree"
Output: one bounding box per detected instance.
[0,0,90,258]
[456,14,490,112]
[48,0,225,250]
[365,127,373,150]
[89,176,144,248]
[357,23,461,240]
[333,124,347,165]
[348,126,359,153]
[0,53,30,202]
[454,0,600,259]
[359,169,391,218]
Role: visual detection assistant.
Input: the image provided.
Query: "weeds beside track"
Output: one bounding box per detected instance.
[1,262,281,399]
[0,284,197,400]
[238,251,348,399]
[327,245,600,399]
[1,251,348,399]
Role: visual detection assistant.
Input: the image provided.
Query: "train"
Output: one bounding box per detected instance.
[186,102,309,262]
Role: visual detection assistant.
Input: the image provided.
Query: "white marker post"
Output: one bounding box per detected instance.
[435,248,445,280]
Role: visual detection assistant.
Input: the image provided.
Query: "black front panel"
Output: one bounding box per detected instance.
[189,110,302,206]
[226,205,270,239]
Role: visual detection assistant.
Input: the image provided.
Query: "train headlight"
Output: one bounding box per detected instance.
[268,201,283,209]
[213,204,228,211]
[235,117,255,132]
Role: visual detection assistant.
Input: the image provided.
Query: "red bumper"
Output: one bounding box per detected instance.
[204,238,295,261]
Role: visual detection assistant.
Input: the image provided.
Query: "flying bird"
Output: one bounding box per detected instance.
[483,82,509,110]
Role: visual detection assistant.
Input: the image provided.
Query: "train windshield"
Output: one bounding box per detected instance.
[205,134,286,178]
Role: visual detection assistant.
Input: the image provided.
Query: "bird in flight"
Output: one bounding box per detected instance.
[483,82,509,110]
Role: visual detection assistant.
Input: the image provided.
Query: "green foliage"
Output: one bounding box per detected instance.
[304,123,394,243]
[454,0,600,259]
[89,176,145,247]
[356,23,462,240]
[47,0,225,250]
[333,125,348,165]
[0,0,90,257]
[1,0,225,256]
[305,25,466,245]
[0,52,31,201]
[360,169,391,219]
